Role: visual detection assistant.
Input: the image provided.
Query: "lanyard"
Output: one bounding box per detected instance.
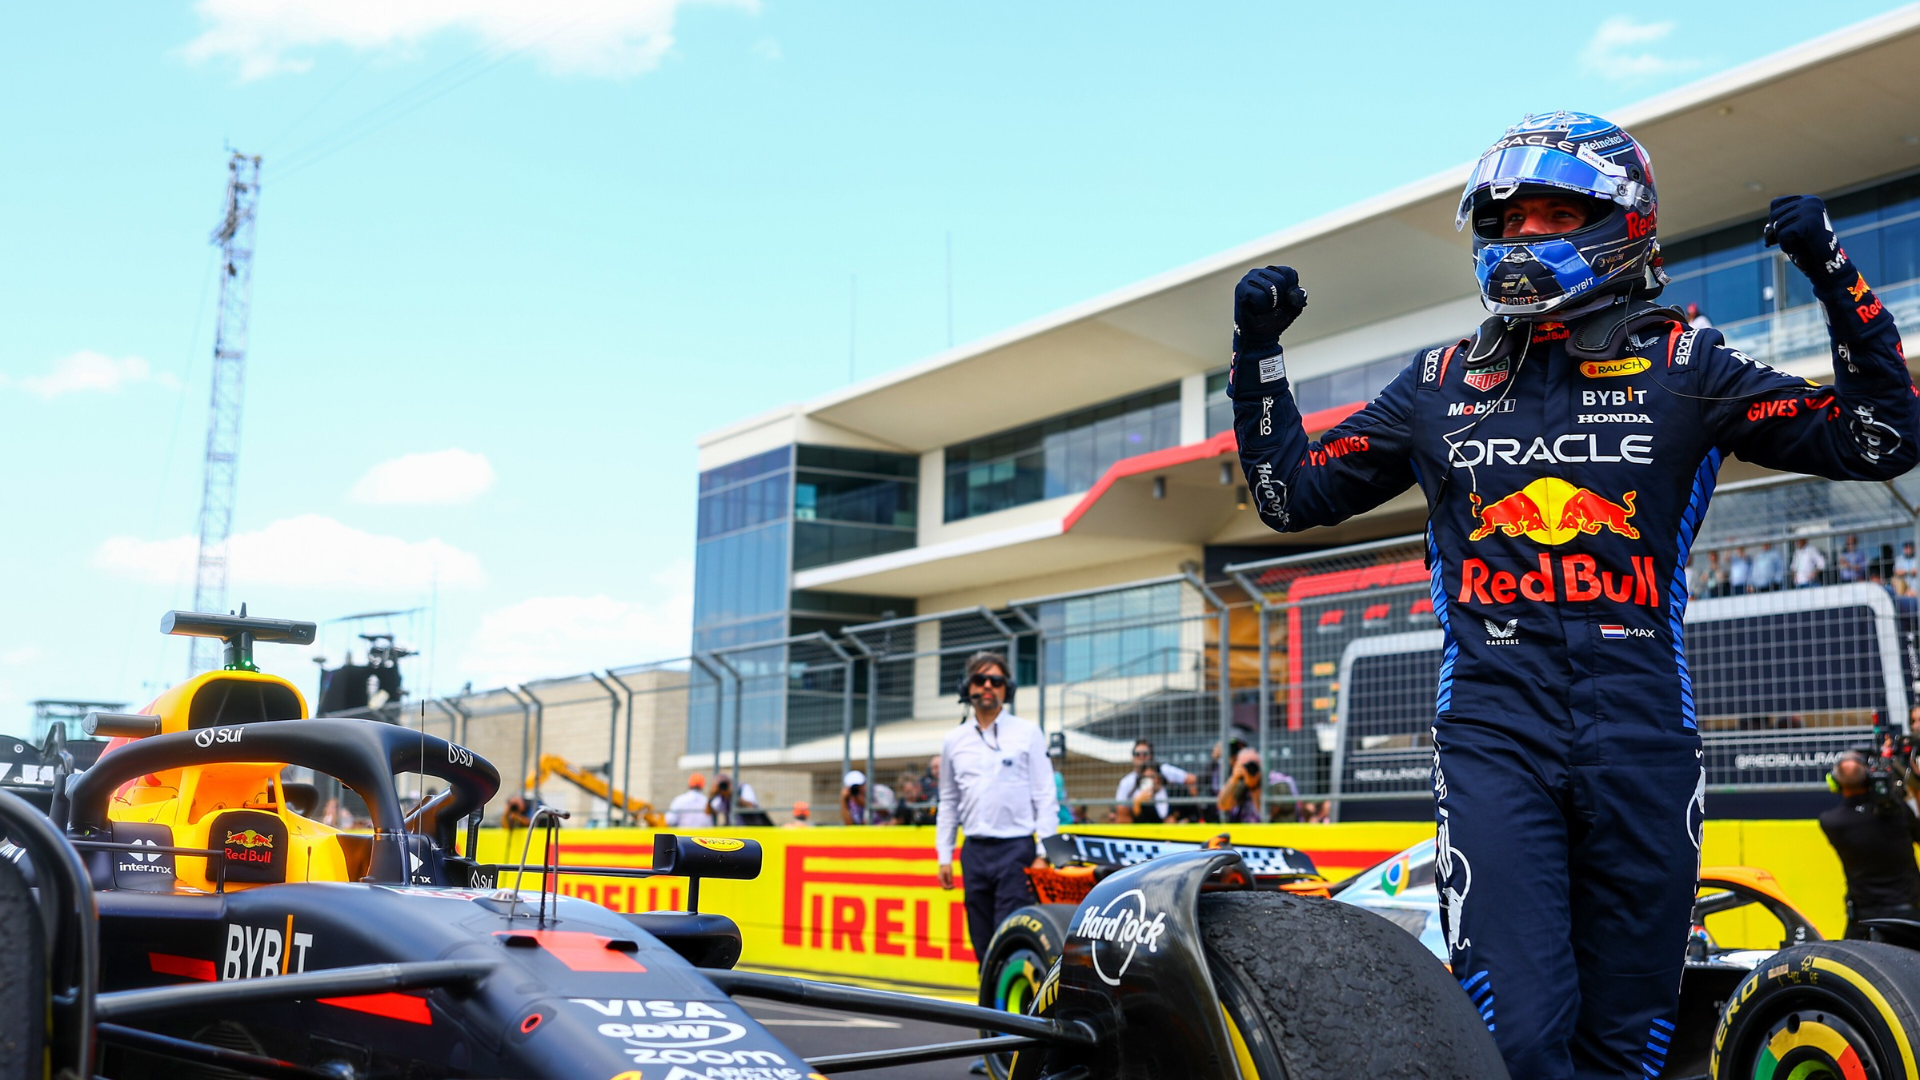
[976,719,1001,753]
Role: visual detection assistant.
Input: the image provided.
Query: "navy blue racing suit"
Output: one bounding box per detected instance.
[1231,285,1917,1078]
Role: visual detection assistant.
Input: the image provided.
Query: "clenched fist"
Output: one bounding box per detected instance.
[1230,265,1307,398]
[1764,195,1848,288]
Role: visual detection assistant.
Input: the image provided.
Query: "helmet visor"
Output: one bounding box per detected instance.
[1455,145,1628,230]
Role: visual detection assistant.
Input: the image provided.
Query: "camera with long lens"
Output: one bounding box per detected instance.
[1843,718,1920,813]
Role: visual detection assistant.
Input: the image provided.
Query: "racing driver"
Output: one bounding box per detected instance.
[1228,111,1918,1079]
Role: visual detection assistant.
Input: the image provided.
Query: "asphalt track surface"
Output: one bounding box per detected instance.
[738,997,986,1080]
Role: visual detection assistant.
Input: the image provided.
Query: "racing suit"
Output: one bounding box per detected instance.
[1232,280,1917,1077]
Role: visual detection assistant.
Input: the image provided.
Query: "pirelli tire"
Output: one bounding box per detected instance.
[1198,891,1509,1080]
[979,903,1077,1080]
[1712,940,1920,1080]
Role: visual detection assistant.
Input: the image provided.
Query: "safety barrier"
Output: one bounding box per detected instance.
[477,820,1851,995]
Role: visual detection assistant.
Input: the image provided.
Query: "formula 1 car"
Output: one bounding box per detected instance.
[985,830,1920,1080]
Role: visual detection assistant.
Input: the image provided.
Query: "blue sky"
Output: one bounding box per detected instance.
[1,0,1909,720]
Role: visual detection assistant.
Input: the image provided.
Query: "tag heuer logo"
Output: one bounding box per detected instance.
[1464,366,1508,392]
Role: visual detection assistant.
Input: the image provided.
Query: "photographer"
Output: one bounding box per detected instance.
[1128,766,1168,825]
[1215,747,1263,825]
[1115,738,1194,822]
[1818,749,1920,939]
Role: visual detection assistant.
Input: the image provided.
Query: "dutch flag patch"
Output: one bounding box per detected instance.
[1599,625,1627,640]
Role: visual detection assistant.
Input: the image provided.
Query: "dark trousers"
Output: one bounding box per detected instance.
[1435,719,1702,1080]
[960,835,1036,966]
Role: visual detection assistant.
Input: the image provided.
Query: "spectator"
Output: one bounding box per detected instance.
[1686,302,1712,330]
[1872,543,1897,583]
[783,800,813,828]
[1726,547,1751,595]
[1840,535,1868,583]
[1115,738,1195,822]
[664,774,713,828]
[1216,748,1264,824]
[895,772,936,825]
[1793,538,1828,587]
[840,770,892,825]
[708,775,734,826]
[1129,766,1168,824]
[1689,551,1720,599]
[1266,770,1302,822]
[1897,540,1918,581]
[1752,543,1785,592]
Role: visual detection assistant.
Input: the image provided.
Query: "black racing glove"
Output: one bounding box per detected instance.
[1229,265,1307,399]
[1765,195,1853,292]
[1766,194,1890,334]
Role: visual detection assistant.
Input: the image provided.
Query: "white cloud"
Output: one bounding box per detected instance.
[349,448,495,505]
[0,647,43,667]
[93,514,485,591]
[1579,17,1702,81]
[183,0,755,81]
[751,37,780,61]
[459,561,691,684]
[4,351,179,398]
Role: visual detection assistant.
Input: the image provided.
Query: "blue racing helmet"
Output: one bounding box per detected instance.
[1457,111,1663,317]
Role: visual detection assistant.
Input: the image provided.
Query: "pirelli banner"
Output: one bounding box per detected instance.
[476,823,1432,995]
[477,820,1852,993]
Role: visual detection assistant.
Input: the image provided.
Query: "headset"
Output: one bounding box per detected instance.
[955,650,1016,708]
[1828,750,1869,793]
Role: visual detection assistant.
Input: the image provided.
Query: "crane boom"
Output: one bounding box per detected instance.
[525,754,664,827]
[189,152,261,675]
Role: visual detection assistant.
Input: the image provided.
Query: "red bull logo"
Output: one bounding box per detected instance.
[1468,479,1638,544]
[226,829,274,850]
[1459,554,1660,608]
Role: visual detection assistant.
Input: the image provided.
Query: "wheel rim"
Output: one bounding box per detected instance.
[987,946,1048,1076]
[1749,1010,1878,1080]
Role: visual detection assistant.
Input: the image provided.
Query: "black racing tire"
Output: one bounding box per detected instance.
[1198,891,1509,1080]
[1713,940,1920,1080]
[978,903,1076,1080]
[0,853,41,1080]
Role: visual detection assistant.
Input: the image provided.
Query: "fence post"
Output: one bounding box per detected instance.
[503,686,534,805]
[1008,607,1045,738]
[1228,567,1273,819]
[1182,570,1231,794]
[588,673,622,825]
[705,653,745,808]
[688,655,726,781]
[605,668,642,822]
[517,684,549,804]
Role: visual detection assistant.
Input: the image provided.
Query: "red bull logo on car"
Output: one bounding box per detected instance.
[1468,478,1639,544]
[226,829,274,850]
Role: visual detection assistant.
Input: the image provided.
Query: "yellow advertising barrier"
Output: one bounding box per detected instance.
[477,819,1849,996]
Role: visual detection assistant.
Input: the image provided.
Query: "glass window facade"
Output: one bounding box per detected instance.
[1661,171,1920,333]
[691,445,927,754]
[945,384,1181,521]
[694,448,792,638]
[792,446,918,571]
[1038,581,1186,683]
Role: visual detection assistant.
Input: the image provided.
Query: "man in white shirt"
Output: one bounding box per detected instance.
[663,773,714,828]
[1792,538,1828,588]
[936,651,1059,973]
[1114,738,1194,820]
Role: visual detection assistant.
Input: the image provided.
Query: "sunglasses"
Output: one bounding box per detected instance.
[968,673,1008,688]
